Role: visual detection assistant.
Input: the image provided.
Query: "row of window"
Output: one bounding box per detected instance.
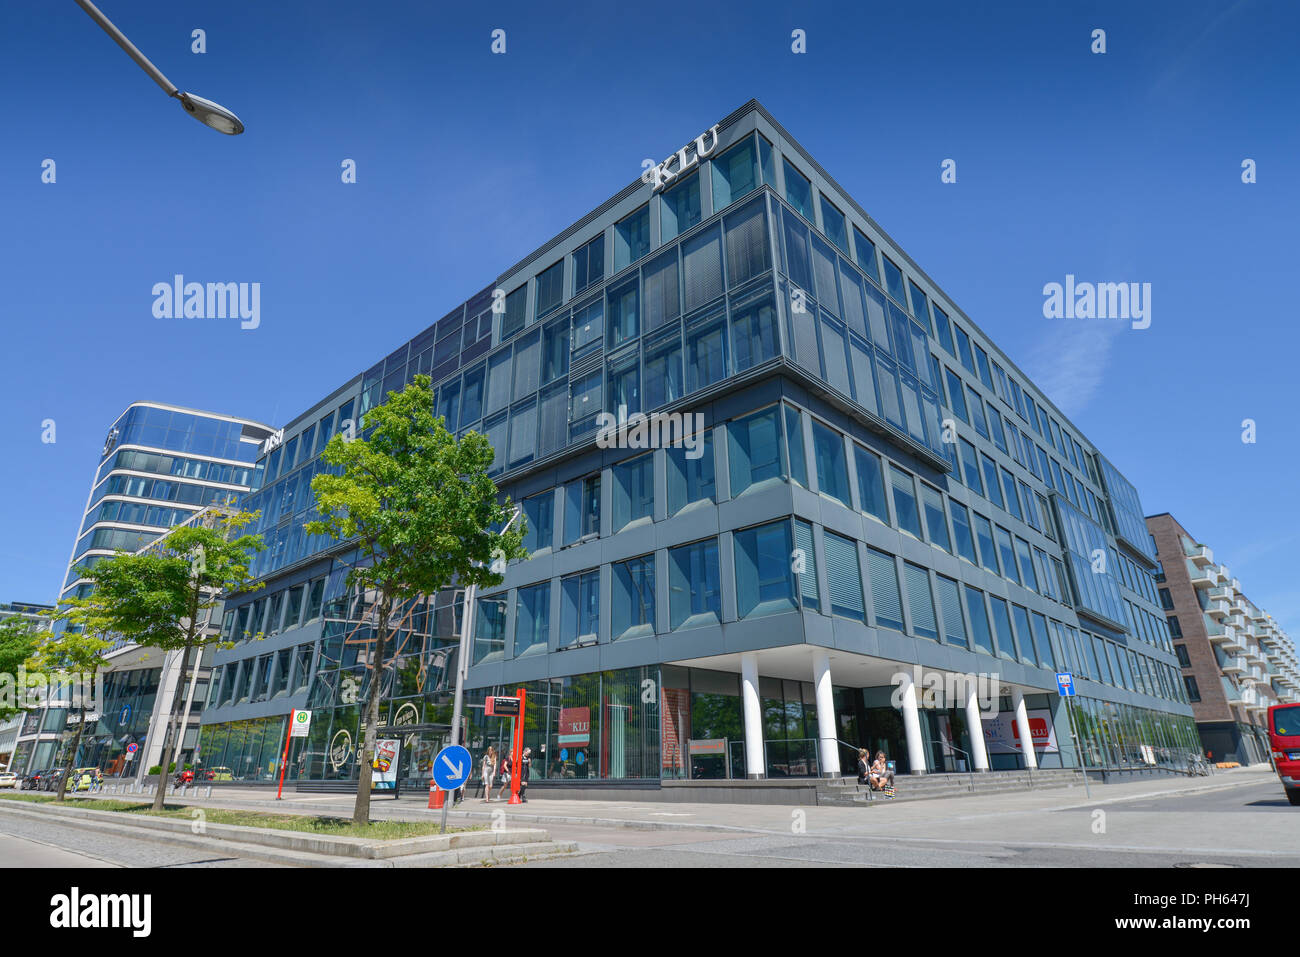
[516,402,1075,615]
[84,500,198,535]
[480,516,1184,706]
[222,577,327,642]
[87,472,241,516]
[106,407,255,464]
[210,643,314,708]
[97,447,259,490]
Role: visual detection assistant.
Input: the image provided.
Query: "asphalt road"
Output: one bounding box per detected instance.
[0,813,281,868]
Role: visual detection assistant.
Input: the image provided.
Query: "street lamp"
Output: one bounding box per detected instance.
[73,0,244,135]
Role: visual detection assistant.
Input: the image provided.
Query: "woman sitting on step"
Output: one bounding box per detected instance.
[869,751,895,790]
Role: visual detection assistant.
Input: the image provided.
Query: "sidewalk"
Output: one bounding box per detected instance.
[79,764,1276,837]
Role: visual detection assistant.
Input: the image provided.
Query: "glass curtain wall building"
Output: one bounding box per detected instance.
[202,101,1197,788]
[58,402,275,615]
[12,405,274,777]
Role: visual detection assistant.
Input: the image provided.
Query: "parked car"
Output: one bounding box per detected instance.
[205,766,233,781]
[67,768,103,792]
[41,768,68,792]
[0,771,19,789]
[23,768,52,790]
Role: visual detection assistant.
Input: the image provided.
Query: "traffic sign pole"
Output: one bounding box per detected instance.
[508,688,527,805]
[276,720,292,801]
[1055,680,1091,800]
[431,744,473,834]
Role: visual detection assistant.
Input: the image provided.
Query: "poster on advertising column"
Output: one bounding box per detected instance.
[981,709,1059,754]
[371,739,401,790]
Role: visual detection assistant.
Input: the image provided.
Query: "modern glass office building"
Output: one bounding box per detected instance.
[58,402,275,612]
[12,404,275,777]
[199,100,1197,791]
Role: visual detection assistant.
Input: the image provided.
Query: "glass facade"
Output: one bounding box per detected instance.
[197,102,1191,785]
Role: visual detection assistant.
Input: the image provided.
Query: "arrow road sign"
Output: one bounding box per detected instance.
[432,744,472,790]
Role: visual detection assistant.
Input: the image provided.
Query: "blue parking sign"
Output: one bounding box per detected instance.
[1055,673,1075,697]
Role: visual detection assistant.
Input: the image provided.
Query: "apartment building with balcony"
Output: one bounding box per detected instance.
[1147,512,1300,765]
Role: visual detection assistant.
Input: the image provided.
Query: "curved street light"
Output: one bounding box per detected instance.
[73,0,244,135]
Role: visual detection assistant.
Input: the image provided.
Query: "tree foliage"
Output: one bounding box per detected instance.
[306,374,526,824]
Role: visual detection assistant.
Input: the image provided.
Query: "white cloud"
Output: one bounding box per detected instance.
[1022,320,1127,418]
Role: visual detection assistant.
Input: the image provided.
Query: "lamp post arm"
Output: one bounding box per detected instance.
[74,0,179,98]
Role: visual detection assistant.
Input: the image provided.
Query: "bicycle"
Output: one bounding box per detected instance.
[1187,753,1211,777]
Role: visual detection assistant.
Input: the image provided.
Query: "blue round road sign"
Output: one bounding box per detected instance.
[432,745,472,790]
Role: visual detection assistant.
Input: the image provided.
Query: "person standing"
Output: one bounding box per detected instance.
[519,747,532,803]
[480,746,497,802]
[495,752,512,802]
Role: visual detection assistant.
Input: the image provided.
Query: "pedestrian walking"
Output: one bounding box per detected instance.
[480,745,497,801]
[519,747,532,803]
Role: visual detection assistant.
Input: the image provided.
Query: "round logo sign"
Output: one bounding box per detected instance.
[328,730,353,771]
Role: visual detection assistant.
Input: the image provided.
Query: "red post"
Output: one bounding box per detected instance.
[275,718,293,801]
[508,687,527,805]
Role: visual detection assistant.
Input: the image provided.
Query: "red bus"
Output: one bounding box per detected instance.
[1267,703,1300,806]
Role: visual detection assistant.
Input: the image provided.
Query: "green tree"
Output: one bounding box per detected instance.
[0,616,42,722]
[27,596,116,802]
[79,510,263,810]
[307,373,526,825]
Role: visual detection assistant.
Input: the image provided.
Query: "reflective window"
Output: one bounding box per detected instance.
[522,491,554,554]
[735,521,797,619]
[921,485,950,552]
[516,582,551,654]
[866,547,904,631]
[560,571,600,645]
[783,160,813,219]
[661,171,701,241]
[613,555,656,639]
[711,136,758,208]
[854,445,889,523]
[667,431,714,516]
[812,420,850,506]
[572,234,604,296]
[612,453,654,532]
[669,539,721,630]
[614,205,650,271]
[890,466,922,539]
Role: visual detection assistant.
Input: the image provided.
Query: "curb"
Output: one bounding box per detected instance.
[0,800,573,868]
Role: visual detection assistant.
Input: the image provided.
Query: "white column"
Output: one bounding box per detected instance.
[898,670,927,774]
[1013,689,1038,770]
[812,649,839,777]
[740,653,765,779]
[964,679,990,771]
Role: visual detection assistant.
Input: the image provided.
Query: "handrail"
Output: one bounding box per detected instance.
[941,742,977,792]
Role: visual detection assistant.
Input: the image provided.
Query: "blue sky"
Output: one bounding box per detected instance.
[1,0,1296,635]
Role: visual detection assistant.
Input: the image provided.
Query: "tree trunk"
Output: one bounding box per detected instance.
[56,695,89,804]
[352,590,389,826]
[153,641,194,811]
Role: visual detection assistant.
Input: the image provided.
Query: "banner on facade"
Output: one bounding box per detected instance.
[558,707,591,748]
[981,708,1059,754]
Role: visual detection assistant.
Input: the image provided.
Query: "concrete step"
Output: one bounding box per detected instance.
[817,768,1085,806]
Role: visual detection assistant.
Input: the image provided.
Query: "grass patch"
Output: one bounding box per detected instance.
[0,792,479,840]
